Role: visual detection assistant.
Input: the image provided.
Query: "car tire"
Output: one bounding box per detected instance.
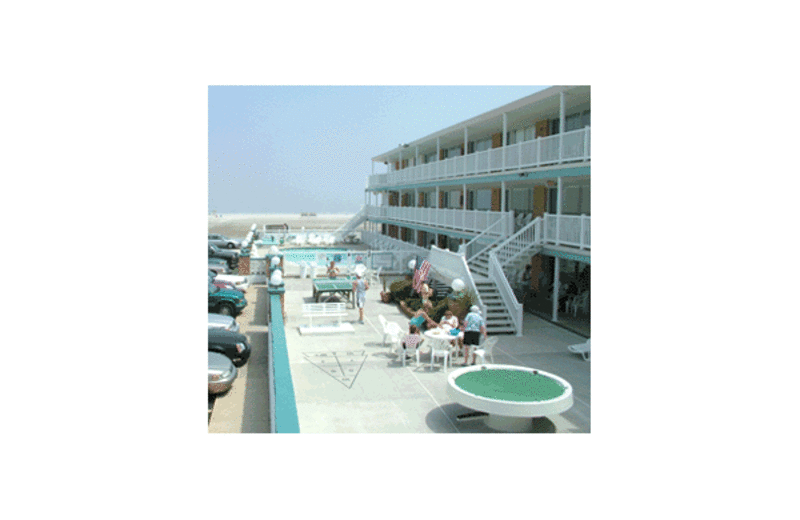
[227,243,236,249]
[217,303,234,316]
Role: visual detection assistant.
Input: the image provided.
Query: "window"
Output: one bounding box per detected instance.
[566,113,582,132]
[475,189,492,211]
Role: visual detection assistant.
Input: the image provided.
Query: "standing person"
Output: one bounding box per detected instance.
[352,272,369,324]
[326,260,340,279]
[462,305,488,366]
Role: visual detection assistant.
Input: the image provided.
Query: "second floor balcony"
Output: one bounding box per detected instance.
[368,126,590,190]
[366,204,514,236]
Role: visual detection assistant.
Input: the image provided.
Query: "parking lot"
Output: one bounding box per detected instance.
[208,285,272,432]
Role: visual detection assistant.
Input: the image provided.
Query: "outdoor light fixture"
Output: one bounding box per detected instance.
[451,278,465,292]
[270,256,281,268]
[408,259,416,270]
[269,269,283,286]
[269,246,279,255]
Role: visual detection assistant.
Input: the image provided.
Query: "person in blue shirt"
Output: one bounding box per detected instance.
[462,305,488,366]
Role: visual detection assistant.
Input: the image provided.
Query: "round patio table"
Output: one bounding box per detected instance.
[447,364,573,432]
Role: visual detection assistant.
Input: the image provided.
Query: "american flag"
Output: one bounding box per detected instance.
[413,257,431,294]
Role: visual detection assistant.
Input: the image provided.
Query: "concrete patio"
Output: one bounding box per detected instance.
[281,276,591,433]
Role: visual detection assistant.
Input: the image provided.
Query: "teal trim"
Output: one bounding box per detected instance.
[368,165,590,192]
[542,247,591,264]
[269,286,300,433]
[368,218,477,240]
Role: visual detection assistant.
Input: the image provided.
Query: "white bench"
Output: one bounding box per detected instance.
[302,302,347,327]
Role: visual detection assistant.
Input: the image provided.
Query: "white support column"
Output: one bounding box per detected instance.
[502,112,507,171]
[501,180,507,235]
[436,137,441,178]
[414,188,419,226]
[463,183,467,223]
[559,92,566,163]
[556,177,563,245]
[552,256,560,322]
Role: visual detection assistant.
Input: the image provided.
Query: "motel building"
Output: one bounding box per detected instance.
[340,85,590,337]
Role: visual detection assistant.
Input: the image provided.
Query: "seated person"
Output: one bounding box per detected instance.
[326,261,340,278]
[409,307,437,331]
[400,325,424,360]
[438,309,458,330]
[438,310,463,353]
[420,282,434,310]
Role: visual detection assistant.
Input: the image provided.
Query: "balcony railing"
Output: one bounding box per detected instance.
[369,126,590,189]
[366,205,513,236]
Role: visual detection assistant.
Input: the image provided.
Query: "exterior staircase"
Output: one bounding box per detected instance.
[334,205,367,240]
[473,277,517,334]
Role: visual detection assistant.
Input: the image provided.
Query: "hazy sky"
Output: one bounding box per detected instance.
[208,86,548,215]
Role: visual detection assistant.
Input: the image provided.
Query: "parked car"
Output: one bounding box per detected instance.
[208,351,238,394]
[208,282,247,316]
[212,280,241,294]
[209,244,239,270]
[213,273,249,292]
[208,328,251,367]
[209,258,230,275]
[208,313,240,333]
[208,234,242,250]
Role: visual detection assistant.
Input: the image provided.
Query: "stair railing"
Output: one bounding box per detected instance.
[427,245,486,317]
[459,218,507,263]
[492,216,543,268]
[488,251,523,336]
[334,205,367,240]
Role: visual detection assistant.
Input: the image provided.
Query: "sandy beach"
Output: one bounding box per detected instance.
[208,213,354,238]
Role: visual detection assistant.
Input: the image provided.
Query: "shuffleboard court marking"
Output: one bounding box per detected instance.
[303,350,367,389]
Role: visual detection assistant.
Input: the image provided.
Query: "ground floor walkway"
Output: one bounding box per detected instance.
[282,277,591,433]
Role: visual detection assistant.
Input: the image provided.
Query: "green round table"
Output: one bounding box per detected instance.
[447,365,573,432]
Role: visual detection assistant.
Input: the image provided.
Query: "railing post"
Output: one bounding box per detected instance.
[580,214,586,249]
[584,126,590,161]
[536,137,541,167]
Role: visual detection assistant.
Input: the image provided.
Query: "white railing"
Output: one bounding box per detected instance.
[333,205,367,239]
[366,205,513,235]
[459,218,508,262]
[368,126,590,189]
[488,252,523,336]
[493,216,543,267]
[361,230,428,266]
[543,214,591,250]
[426,246,486,318]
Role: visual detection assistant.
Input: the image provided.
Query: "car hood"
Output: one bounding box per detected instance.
[214,274,246,284]
[208,313,236,329]
[208,351,235,371]
[213,288,244,300]
[208,328,248,345]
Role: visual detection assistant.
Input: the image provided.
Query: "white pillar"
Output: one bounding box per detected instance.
[552,256,560,321]
[556,177,563,245]
[502,112,507,171]
[436,137,441,177]
[559,92,566,163]
[501,180,507,235]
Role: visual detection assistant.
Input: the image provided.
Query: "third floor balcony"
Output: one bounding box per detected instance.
[368,126,590,190]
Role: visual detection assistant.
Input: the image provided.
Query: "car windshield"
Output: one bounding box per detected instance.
[210,244,220,253]
[209,283,219,294]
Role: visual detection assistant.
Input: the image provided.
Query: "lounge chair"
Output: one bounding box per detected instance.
[567,338,590,361]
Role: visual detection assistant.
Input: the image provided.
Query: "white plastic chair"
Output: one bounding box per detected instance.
[384,321,404,353]
[473,337,498,365]
[378,315,390,344]
[430,339,454,372]
[567,338,590,361]
[571,291,589,316]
